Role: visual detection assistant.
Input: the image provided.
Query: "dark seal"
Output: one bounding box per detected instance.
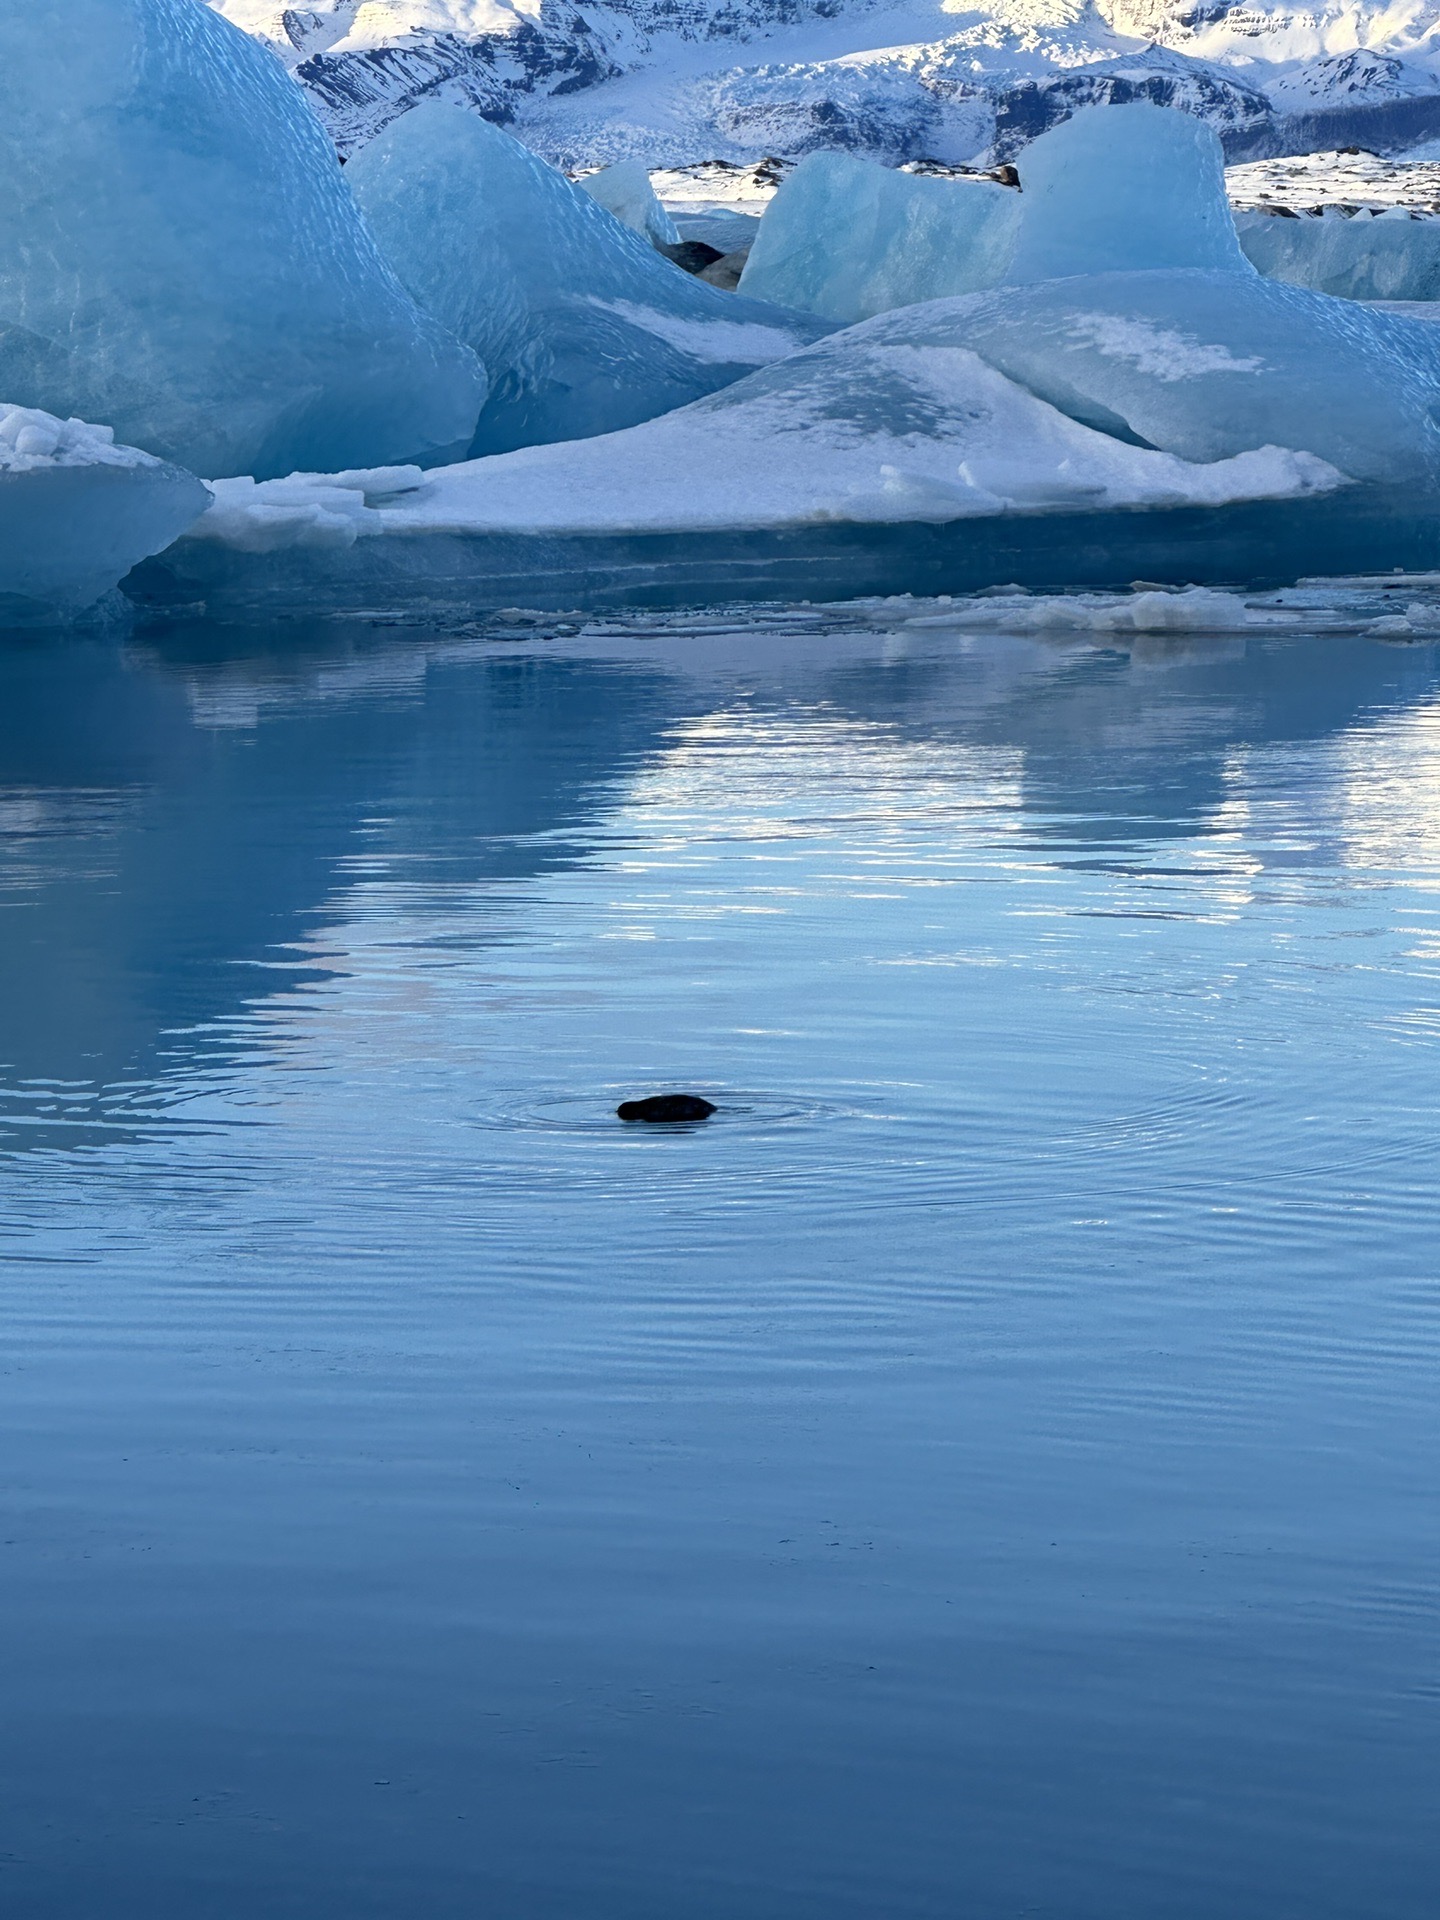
[616,1094,717,1123]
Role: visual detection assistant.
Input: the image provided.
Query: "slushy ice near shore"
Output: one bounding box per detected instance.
[346,105,829,456]
[0,0,485,480]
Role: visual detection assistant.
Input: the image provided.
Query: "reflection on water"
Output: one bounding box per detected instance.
[1,610,1437,1919]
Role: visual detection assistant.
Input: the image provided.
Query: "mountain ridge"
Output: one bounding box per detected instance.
[211,0,1440,164]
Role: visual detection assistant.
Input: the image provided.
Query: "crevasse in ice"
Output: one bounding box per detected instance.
[0,405,209,624]
[345,104,831,457]
[1236,208,1440,303]
[741,104,1249,323]
[0,0,486,480]
[737,153,1020,322]
[579,162,682,249]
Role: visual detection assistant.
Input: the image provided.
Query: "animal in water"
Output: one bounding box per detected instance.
[616,1094,717,1123]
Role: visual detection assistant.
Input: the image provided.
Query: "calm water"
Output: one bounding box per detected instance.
[1,605,1437,1918]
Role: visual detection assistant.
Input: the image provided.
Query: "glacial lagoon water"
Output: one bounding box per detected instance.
[1,599,1437,1918]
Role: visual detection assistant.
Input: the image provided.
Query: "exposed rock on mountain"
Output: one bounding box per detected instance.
[211,0,1440,165]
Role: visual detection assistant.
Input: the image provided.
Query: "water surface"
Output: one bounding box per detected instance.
[1,605,1437,1917]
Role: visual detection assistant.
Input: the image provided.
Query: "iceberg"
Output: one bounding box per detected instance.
[0,0,486,480]
[737,153,1020,323]
[579,162,682,249]
[740,105,1249,324]
[1237,208,1440,303]
[187,348,1338,539]
[123,101,1440,621]
[933,269,1440,486]
[345,105,831,457]
[1003,103,1250,285]
[0,405,208,625]
[135,301,1380,618]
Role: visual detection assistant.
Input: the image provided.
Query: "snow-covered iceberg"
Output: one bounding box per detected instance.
[0,405,208,625]
[0,0,486,481]
[1237,207,1440,302]
[938,269,1440,485]
[741,104,1249,322]
[133,300,1377,616]
[345,104,831,456]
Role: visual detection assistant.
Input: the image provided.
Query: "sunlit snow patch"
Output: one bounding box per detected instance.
[180,345,1342,551]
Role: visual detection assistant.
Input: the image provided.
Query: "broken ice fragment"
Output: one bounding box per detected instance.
[0,404,208,625]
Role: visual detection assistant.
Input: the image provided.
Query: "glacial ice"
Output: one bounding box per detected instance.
[0,0,486,480]
[1003,103,1250,284]
[127,92,1440,618]
[737,153,1020,322]
[195,468,426,552]
[166,311,1341,555]
[345,105,831,456]
[741,104,1248,323]
[1237,207,1440,302]
[934,270,1440,485]
[0,404,209,624]
[579,162,682,249]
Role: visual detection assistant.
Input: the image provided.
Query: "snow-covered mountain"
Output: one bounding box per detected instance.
[211,0,1440,165]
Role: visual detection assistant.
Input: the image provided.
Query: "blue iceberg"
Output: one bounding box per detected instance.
[1237,207,1440,303]
[0,0,486,480]
[738,153,1020,323]
[124,98,1440,619]
[135,293,1377,618]
[1004,104,1250,285]
[937,269,1440,485]
[579,162,682,249]
[741,105,1249,324]
[345,105,831,456]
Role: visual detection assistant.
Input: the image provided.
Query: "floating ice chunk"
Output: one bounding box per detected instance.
[345,105,830,456]
[579,162,682,249]
[0,404,208,624]
[1237,208,1440,302]
[938,270,1440,485]
[192,468,428,553]
[1005,104,1252,284]
[738,153,1020,323]
[179,328,1342,553]
[0,0,486,480]
[740,106,1249,325]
